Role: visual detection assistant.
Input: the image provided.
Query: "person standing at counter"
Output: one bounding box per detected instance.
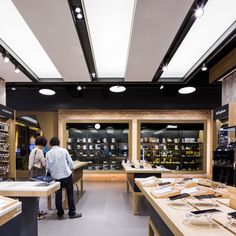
[46,137,82,219]
[28,136,47,220]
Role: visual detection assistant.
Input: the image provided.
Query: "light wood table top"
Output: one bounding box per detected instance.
[0,181,60,197]
[122,163,171,173]
[73,161,88,170]
[135,178,236,236]
[0,196,21,227]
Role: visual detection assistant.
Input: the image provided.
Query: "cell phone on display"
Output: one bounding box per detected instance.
[158,182,171,186]
[140,165,144,169]
[152,165,157,168]
[194,194,218,200]
[130,165,135,168]
[228,212,236,219]
[190,209,221,215]
[169,193,190,201]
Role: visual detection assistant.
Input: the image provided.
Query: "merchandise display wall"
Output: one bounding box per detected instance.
[58,109,212,176]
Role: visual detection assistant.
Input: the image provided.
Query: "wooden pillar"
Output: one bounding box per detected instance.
[0,79,6,106]
[222,71,236,105]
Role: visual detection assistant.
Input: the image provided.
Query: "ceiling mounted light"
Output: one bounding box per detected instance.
[109,85,126,93]
[2,54,9,63]
[161,0,236,80]
[178,86,196,94]
[195,6,204,18]
[75,7,81,13]
[11,86,16,91]
[91,73,96,78]
[160,85,164,90]
[201,63,207,71]
[14,66,20,73]
[76,13,83,19]
[39,88,55,96]
[95,123,101,129]
[162,65,168,72]
[77,85,82,91]
[83,0,136,77]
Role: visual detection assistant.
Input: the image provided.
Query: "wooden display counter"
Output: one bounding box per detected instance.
[0,195,21,236]
[47,161,88,209]
[135,178,236,236]
[122,163,171,214]
[0,181,60,236]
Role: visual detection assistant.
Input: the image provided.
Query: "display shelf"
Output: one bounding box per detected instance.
[67,122,130,171]
[138,122,205,171]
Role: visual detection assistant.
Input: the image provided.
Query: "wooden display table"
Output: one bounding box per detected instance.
[122,163,171,214]
[0,196,22,236]
[135,178,236,236]
[0,181,60,236]
[47,161,88,209]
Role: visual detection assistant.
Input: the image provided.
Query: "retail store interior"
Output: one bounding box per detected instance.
[0,0,236,236]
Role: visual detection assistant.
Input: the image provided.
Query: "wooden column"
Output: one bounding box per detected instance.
[0,79,6,106]
[222,71,236,105]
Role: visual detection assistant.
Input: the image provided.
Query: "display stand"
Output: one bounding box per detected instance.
[0,181,60,236]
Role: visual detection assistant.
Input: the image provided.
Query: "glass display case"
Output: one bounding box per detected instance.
[15,116,42,172]
[213,126,236,186]
[66,122,131,170]
[138,122,205,171]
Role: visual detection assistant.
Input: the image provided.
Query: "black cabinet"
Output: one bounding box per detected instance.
[67,123,130,170]
[139,122,205,171]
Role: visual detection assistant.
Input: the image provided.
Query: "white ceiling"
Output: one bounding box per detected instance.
[11,0,90,82]
[2,0,222,84]
[125,0,194,82]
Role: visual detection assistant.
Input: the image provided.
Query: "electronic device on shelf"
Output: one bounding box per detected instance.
[169,193,190,201]
[158,182,171,186]
[228,212,236,219]
[130,165,135,168]
[194,194,220,200]
[139,165,144,169]
[152,165,157,168]
[190,209,221,216]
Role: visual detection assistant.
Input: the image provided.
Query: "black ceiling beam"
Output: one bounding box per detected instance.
[68,0,97,81]
[0,44,39,83]
[152,0,208,82]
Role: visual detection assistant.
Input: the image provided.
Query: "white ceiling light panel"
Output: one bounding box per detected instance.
[161,0,236,78]
[0,0,62,78]
[83,0,136,78]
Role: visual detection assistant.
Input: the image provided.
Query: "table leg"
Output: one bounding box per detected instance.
[47,195,52,210]
[133,192,139,215]
[127,181,129,193]
[0,214,21,236]
[80,178,84,193]
[19,197,38,236]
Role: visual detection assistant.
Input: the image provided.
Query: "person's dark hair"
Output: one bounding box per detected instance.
[35,136,47,147]
[50,137,60,146]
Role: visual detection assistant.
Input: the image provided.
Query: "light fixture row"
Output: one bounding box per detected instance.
[161,5,206,73]
[75,7,83,20]
[2,52,21,74]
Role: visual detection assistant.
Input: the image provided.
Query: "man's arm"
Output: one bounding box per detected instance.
[65,149,74,170]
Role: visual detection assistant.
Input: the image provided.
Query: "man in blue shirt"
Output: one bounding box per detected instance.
[46,137,82,219]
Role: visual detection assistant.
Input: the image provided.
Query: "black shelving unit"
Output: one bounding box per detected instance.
[212,126,236,186]
[139,123,204,171]
[67,123,129,170]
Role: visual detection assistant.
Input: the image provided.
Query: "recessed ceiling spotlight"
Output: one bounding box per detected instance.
[160,85,164,90]
[3,54,10,63]
[91,73,96,78]
[14,66,20,73]
[95,123,101,129]
[201,63,207,71]
[39,88,55,96]
[162,65,168,72]
[77,85,82,91]
[75,7,81,13]
[77,13,83,19]
[11,86,16,91]
[195,6,204,18]
[109,85,126,93]
[178,86,196,94]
